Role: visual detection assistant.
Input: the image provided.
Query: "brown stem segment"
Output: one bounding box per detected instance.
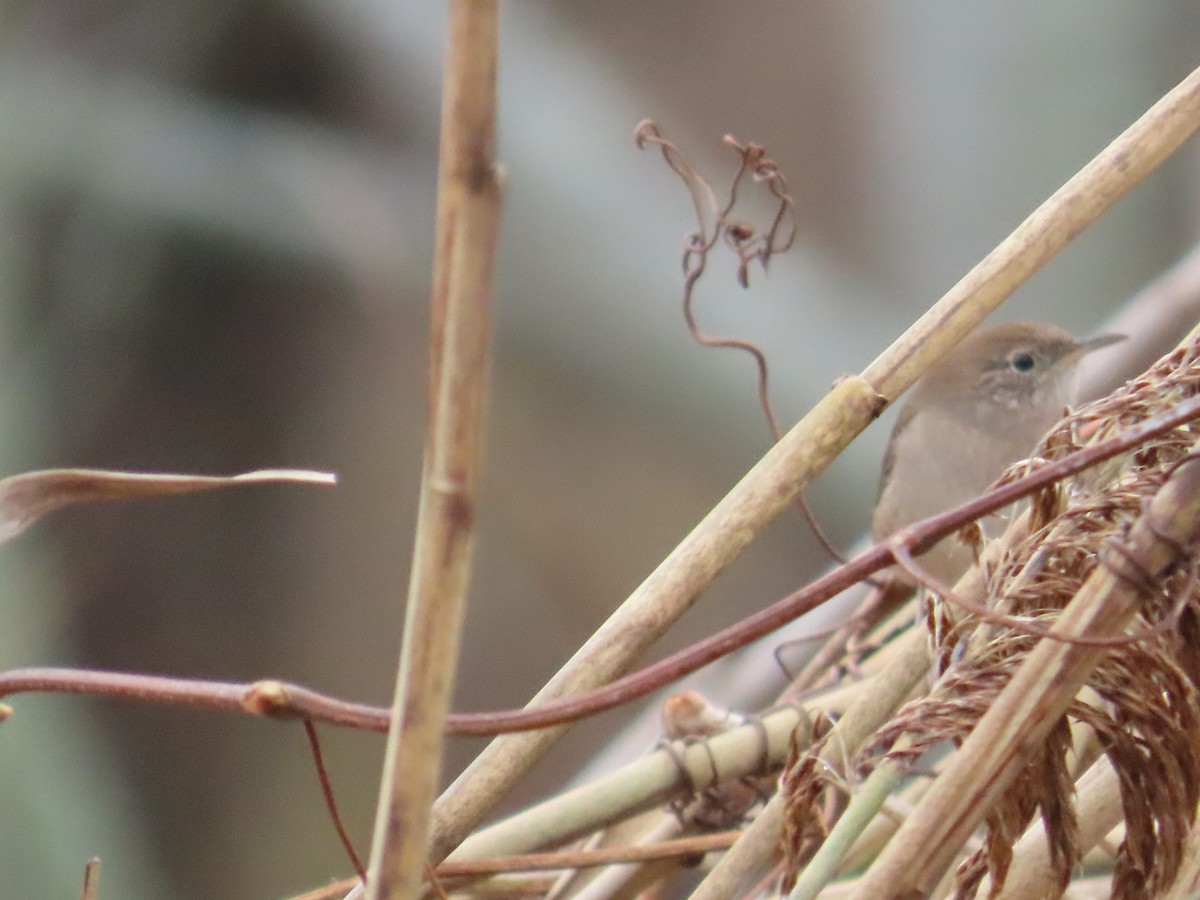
[363,1,501,898]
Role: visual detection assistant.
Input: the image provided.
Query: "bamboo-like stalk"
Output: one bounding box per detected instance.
[448,704,800,865]
[849,446,1200,898]
[429,61,1200,868]
[690,628,931,900]
[441,596,926,881]
[363,2,500,898]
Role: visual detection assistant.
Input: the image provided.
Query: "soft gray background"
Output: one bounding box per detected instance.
[0,3,1198,897]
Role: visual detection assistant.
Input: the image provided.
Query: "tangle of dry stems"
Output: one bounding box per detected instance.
[782,333,1200,897]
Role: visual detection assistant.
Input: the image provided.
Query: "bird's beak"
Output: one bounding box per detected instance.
[1076,333,1126,355]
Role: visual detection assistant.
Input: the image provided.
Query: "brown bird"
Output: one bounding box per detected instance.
[872,320,1124,585]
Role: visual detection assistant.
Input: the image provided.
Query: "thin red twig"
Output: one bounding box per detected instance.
[424,862,450,900]
[434,829,739,877]
[303,720,366,882]
[284,832,739,900]
[0,670,390,730]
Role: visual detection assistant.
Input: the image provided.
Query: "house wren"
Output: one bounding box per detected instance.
[871,321,1123,585]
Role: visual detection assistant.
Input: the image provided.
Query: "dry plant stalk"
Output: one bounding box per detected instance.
[363,1,500,898]
[779,334,1200,898]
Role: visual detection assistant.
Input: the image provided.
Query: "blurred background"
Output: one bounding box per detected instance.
[1,2,1199,897]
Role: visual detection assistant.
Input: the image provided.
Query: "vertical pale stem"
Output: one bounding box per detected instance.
[364,2,499,898]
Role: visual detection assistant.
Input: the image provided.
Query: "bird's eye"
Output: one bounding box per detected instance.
[1009,352,1036,373]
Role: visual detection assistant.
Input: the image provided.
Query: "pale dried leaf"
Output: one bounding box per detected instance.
[0,468,337,544]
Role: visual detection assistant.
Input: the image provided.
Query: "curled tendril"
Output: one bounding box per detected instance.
[636,119,845,565]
